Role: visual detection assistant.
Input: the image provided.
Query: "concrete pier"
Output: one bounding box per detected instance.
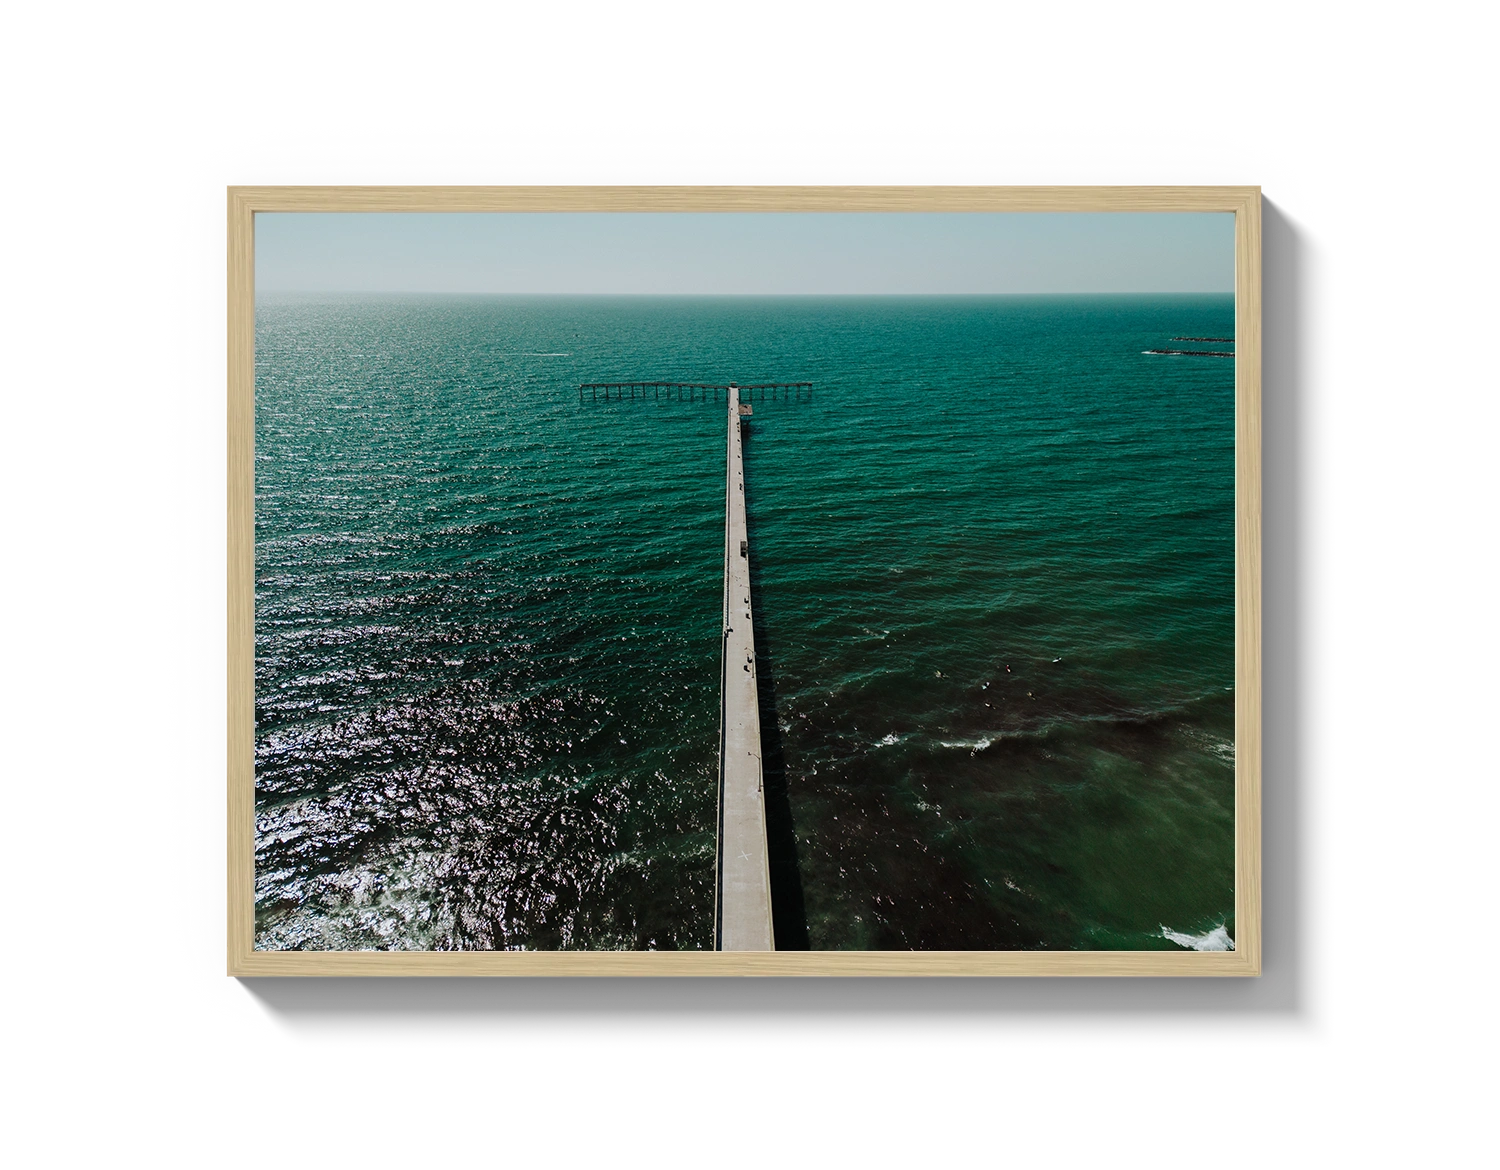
[715,386,775,951]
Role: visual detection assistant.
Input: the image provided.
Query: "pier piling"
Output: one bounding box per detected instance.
[578,381,812,408]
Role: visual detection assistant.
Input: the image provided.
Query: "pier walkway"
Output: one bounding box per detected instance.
[715,386,775,951]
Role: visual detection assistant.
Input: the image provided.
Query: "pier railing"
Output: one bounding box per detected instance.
[579,381,812,404]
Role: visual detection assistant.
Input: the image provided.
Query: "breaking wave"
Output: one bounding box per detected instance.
[1160,922,1235,951]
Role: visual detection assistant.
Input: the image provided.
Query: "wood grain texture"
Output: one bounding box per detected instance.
[227,186,1263,977]
[227,190,256,975]
[231,949,1256,977]
[227,186,1260,214]
[1232,190,1264,975]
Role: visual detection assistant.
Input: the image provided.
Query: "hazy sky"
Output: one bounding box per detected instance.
[255,212,1234,295]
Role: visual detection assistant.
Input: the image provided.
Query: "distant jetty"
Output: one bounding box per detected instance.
[1145,348,1235,358]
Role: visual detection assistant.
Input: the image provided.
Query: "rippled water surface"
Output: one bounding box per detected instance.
[254,294,1236,951]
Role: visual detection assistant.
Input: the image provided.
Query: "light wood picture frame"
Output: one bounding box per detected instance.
[229,186,1261,976]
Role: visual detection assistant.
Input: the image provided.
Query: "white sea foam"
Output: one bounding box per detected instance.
[1160,923,1235,951]
[1185,727,1236,765]
[940,736,994,753]
[877,733,901,747]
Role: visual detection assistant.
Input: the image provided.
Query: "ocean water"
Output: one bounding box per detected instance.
[253,294,1236,951]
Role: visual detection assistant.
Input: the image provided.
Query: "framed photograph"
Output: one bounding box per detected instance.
[228,186,1261,975]
[222,176,1254,978]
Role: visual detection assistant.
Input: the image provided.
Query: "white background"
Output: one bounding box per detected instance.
[2,2,1495,1166]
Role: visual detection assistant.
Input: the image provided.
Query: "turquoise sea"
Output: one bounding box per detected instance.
[253,294,1236,951]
